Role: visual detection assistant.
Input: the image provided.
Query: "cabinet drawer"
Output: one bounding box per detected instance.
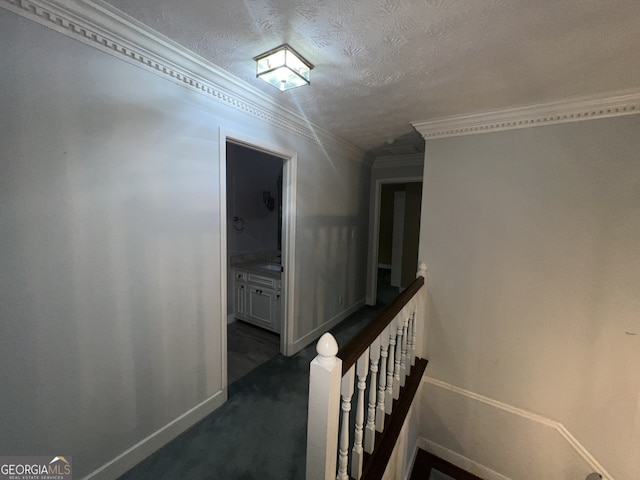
[247,273,276,289]
[235,271,247,281]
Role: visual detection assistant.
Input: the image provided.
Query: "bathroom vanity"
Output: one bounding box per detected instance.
[233,260,282,333]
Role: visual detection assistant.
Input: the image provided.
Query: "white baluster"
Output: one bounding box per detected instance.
[306,333,342,480]
[376,326,389,432]
[415,260,428,360]
[364,336,380,453]
[393,315,403,399]
[386,318,396,413]
[400,307,409,386]
[408,311,416,367]
[337,366,355,480]
[351,350,369,480]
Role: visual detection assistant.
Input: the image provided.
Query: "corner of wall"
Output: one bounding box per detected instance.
[84,390,227,480]
[418,377,614,480]
[290,298,366,355]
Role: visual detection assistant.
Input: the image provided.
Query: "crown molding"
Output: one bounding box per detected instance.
[0,0,365,160]
[412,90,640,140]
[373,153,424,169]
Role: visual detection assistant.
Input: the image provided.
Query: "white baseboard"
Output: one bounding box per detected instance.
[290,298,366,353]
[421,377,613,480]
[417,437,511,480]
[83,389,227,480]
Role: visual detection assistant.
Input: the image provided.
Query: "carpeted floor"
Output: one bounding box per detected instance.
[118,305,382,480]
[429,470,456,480]
[119,267,400,480]
[410,449,484,480]
[377,267,400,305]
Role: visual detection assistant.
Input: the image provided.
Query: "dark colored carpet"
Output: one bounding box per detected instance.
[429,471,456,480]
[377,267,399,306]
[118,306,382,480]
[410,449,484,480]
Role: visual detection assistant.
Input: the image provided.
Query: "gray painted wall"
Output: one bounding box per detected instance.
[418,115,640,479]
[0,8,369,478]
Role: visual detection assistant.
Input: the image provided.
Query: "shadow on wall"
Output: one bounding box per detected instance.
[297,215,367,339]
[0,96,223,478]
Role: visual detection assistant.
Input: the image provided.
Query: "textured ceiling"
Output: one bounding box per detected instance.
[101,0,640,152]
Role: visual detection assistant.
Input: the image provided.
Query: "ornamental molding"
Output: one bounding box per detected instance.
[413,90,640,140]
[0,0,364,159]
[424,377,614,480]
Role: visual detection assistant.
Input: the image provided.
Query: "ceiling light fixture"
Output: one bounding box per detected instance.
[254,44,313,92]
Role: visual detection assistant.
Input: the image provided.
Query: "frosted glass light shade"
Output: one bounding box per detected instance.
[254,44,313,91]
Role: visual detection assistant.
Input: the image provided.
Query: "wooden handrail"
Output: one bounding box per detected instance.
[337,275,424,375]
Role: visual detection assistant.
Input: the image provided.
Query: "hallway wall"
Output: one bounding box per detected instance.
[417,114,640,479]
[0,7,368,478]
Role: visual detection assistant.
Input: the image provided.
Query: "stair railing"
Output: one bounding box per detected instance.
[306,262,428,480]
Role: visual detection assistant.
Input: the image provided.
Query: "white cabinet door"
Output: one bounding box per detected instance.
[272,291,281,333]
[234,280,247,319]
[248,287,276,329]
[233,268,281,332]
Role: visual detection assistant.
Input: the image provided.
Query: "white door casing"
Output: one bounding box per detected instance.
[219,128,298,390]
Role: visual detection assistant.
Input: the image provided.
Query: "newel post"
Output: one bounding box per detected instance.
[306,333,342,480]
[416,261,427,279]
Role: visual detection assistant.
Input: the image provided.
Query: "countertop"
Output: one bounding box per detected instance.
[233,260,282,279]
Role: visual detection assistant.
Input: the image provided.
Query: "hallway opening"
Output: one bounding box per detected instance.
[219,131,298,389]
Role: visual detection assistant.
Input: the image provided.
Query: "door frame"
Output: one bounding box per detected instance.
[218,128,298,389]
[366,176,423,305]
